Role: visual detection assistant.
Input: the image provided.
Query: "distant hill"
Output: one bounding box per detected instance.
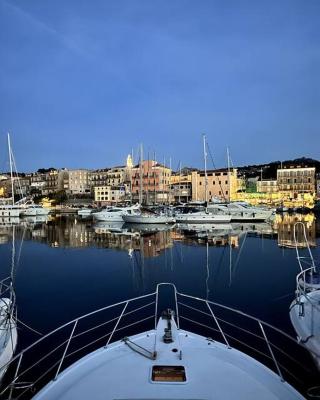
[237,157,320,179]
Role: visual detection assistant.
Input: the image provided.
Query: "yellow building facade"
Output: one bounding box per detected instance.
[191,168,238,202]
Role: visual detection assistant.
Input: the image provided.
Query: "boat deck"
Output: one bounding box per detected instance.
[34,317,303,400]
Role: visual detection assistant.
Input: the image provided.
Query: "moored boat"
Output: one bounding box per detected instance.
[92,204,140,222]
[289,222,320,370]
[0,283,316,399]
[123,213,175,224]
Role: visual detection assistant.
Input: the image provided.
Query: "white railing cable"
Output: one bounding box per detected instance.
[206,301,231,349]
[258,322,284,382]
[0,284,318,398]
[8,353,23,400]
[105,301,128,348]
[177,291,315,352]
[67,315,154,361]
[72,301,155,340]
[54,320,78,380]
[0,291,156,395]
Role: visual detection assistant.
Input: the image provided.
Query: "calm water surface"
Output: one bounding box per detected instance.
[0,213,319,395]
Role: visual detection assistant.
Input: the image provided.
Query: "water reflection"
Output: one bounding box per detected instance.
[274,213,316,248]
[0,213,318,253]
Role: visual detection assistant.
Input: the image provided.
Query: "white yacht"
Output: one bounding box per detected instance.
[20,203,50,217]
[77,208,94,217]
[290,280,320,370]
[0,226,18,380]
[0,296,17,381]
[0,204,21,218]
[92,204,140,222]
[207,202,274,222]
[0,283,312,399]
[0,134,29,218]
[175,209,231,224]
[123,212,175,224]
[289,222,320,370]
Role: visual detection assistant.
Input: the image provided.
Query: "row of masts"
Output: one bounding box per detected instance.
[134,137,233,205]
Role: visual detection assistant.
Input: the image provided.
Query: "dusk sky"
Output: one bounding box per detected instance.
[0,0,319,172]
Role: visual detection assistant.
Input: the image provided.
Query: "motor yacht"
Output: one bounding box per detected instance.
[92,204,140,222]
[175,208,231,224]
[0,283,315,399]
[207,202,274,222]
[77,208,94,217]
[123,212,175,224]
[20,204,50,217]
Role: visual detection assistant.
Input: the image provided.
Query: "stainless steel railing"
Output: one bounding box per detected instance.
[0,283,318,399]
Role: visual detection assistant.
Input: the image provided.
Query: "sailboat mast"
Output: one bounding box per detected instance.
[179,161,181,204]
[203,134,208,203]
[130,148,133,205]
[153,151,156,204]
[139,144,143,205]
[227,147,231,202]
[8,133,14,206]
[162,157,165,205]
[169,157,172,205]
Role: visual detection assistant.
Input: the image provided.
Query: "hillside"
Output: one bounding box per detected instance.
[237,157,320,179]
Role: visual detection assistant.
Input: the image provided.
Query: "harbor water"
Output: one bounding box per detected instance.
[0,213,319,396]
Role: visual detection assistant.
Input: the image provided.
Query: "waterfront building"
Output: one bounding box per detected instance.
[170,172,192,203]
[131,160,171,204]
[89,169,110,188]
[68,169,90,195]
[0,175,31,199]
[30,170,59,196]
[316,173,320,198]
[257,180,278,193]
[90,157,132,199]
[277,166,316,194]
[57,169,69,192]
[30,173,47,194]
[94,185,125,205]
[191,168,238,202]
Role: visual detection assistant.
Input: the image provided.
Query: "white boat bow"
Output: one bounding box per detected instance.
[0,283,318,399]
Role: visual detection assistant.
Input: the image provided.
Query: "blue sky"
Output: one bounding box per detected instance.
[0,0,319,172]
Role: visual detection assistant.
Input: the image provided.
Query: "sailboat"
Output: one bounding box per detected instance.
[0,225,18,380]
[206,148,274,222]
[1,134,49,217]
[175,135,231,224]
[123,146,175,224]
[0,134,25,218]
